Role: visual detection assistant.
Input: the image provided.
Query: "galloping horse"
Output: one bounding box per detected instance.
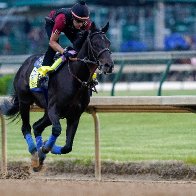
[0,22,114,171]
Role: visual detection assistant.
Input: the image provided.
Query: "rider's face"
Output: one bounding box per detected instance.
[73,18,84,29]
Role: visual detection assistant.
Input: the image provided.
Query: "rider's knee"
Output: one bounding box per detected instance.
[61,146,72,154]
[52,124,61,137]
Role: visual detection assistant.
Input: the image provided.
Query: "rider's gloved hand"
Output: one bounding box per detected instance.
[63,47,77,59]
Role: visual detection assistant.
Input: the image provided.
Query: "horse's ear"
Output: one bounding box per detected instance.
[90,22,96,31]
[101,22,109,33]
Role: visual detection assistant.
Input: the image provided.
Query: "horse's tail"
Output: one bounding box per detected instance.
[0,93,20,120]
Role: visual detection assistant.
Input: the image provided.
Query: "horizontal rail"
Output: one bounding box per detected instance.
[27,96,196,113]
[113,64,196,73]
[112,51,196,60]
[0,55,29,64]
[1,64,195,75]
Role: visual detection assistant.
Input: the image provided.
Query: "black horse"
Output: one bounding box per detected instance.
[0,22,114,171]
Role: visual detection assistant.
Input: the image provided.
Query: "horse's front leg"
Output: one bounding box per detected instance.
[32,111,52,171]
[51,118,80,155]
[41,104,61,154]
[20,102,39,169]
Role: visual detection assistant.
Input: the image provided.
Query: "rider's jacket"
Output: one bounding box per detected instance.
[48,8,91,43]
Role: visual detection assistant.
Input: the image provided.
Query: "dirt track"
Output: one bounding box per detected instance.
[0,178,196,196]
[1,161,196,196]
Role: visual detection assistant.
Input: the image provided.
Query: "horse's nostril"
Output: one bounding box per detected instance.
[105,63,110,68]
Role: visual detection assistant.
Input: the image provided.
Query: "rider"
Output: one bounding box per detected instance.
[37,0,95,86]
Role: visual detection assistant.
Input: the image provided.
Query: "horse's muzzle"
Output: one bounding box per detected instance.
[102,63,114,74]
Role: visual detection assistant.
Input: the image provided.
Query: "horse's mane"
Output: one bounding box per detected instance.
[75,22,100,53]
[73,31,88,53]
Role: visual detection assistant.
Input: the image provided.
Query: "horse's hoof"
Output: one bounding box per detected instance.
[31,151,40,172]
[32,166,41,172]
[38,148,46,163]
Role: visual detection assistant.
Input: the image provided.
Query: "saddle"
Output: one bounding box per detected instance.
[29,50,72,91]
[29,55,45,91]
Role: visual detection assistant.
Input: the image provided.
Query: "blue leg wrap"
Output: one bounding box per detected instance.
[44,134,58,150]
[35,136,43,150]
[51,145,62,155]
[35,136,46,163]
[25,134,36,154]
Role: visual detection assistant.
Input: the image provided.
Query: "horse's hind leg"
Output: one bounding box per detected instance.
[51,118,80,155]
[20,102,39,169]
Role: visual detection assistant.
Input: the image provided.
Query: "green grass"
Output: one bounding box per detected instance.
[1,111,196,164]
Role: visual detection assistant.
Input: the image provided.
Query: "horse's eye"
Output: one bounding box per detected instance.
[93,41,100,47]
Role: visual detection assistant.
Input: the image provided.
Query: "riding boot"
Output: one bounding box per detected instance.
[37,56,65,88]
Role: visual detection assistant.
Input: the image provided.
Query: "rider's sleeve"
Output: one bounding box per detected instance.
[52,14,66,35]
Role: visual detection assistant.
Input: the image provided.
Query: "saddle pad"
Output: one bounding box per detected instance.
[29,56,44,91]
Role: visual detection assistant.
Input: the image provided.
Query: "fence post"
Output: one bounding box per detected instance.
[157,59,173,96]
[111,59,125,96]
[90,109,101,181]
[1,114,7,176]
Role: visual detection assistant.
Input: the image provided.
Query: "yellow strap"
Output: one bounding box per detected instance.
[92,73,97,79]
[51,57,63,70]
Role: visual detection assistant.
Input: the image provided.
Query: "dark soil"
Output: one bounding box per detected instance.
[1,160,196,181]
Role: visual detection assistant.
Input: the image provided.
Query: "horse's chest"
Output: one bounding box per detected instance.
[57,96,89,119]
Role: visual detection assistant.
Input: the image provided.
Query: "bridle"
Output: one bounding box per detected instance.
[85,31,111,69]
[67,31,111,87]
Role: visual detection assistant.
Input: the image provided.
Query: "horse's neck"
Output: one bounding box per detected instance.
[68,41,90,80]
[76,39,96,73]
[77,40,88,59]
[70,39,98,81]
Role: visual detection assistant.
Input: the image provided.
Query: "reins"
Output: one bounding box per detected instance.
[67,58,95,85]
[67,31,111,90]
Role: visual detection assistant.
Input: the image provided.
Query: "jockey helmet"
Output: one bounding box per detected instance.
[71,1,89,21]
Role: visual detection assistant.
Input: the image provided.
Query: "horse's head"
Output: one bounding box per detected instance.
[87,22,114,74]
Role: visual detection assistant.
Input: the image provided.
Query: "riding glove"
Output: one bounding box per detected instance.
[63,47,77,59]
